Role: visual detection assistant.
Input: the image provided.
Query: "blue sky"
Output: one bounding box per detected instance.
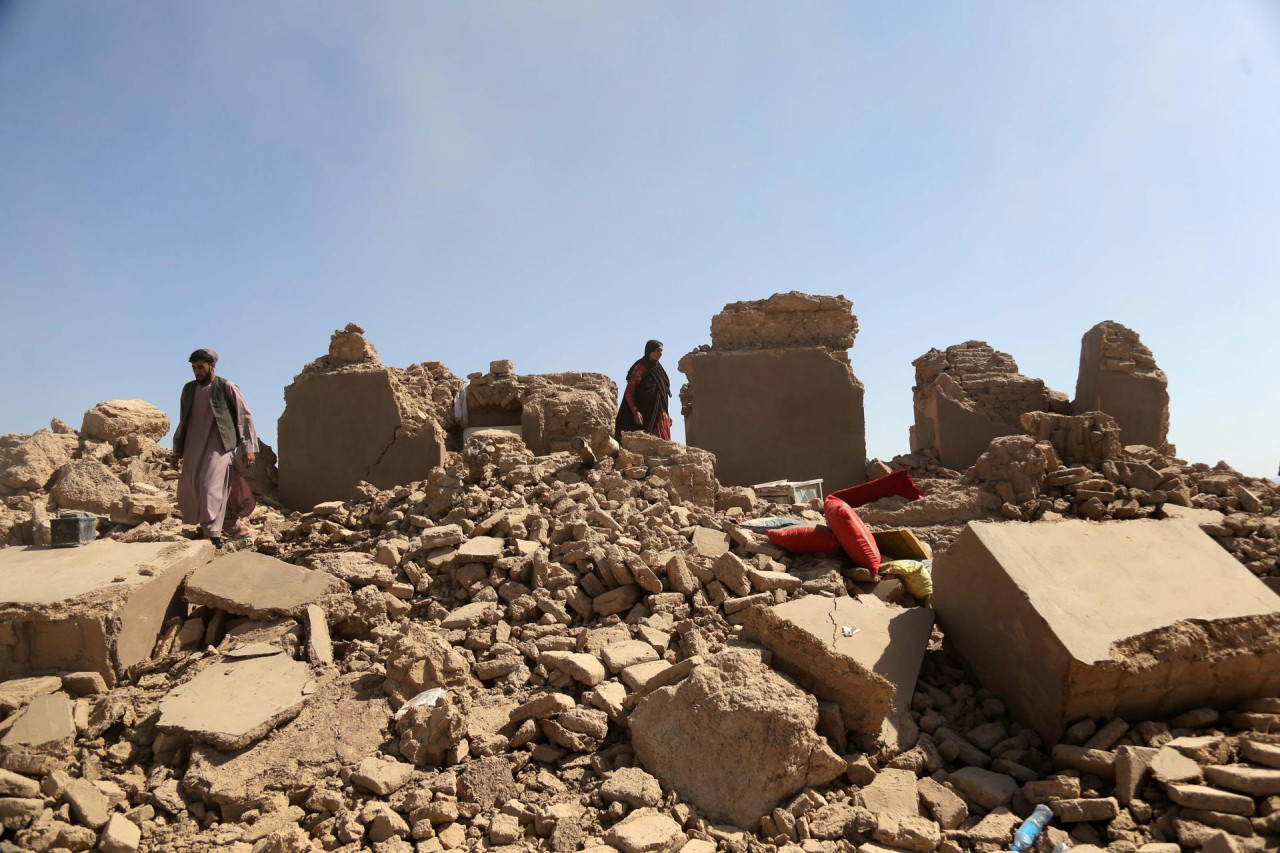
[2,2,1278,479]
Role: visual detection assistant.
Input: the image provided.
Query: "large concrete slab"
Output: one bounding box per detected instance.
[185,552,347,619]
[156,652,313,749]
[934,519,1280,742]
[743,595,934,753]
[0,540,215,684]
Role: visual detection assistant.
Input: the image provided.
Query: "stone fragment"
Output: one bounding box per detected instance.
[1051,796,1119,822]
[1166,783,1255,816]
[857,768,921,819]
[0,692,75,750]
[1240,738,1280,769]
[1151,745,1203,784]
[0,675,62,713]
[690,527,730,559]
[63,776,111,828]
[51,459,130,514]
[948,766,1017,810]
[602,640,660,674]
[934,519,1280,742]
[457,755,517,808]
[711,552,752,597]
[457,536,505,563]
[156,653,312,749]
[630,649,845,827]
[185,551,347,619]
[605,808,685,853]
[0,767,40,797]
[540,651,606,686]
[82,399,170,442]
[601,767,663,808]
[743,594,934,752]
[99,813,142,853]
[917,776,968,829]
[1204,764,1280,797]
[0,430,74,489]
[872,814,941,852]
[1115,745,1159,804]
[352,757,414,795]
[304,604,333,666]
[510,692,575,724]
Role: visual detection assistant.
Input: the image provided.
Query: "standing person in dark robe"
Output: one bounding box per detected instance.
[173,349,259,547]
[615,340,672,441]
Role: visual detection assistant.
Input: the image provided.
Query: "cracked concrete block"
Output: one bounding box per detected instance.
[0,540,215,683]
[933,519,1280,742]
[185,552,348,619]
[156,652,314,749]
[743,595,934,752]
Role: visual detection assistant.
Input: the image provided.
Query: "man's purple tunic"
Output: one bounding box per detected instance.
[177,381,259,538]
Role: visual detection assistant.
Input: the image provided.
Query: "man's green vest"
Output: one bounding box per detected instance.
[175,376,240,457]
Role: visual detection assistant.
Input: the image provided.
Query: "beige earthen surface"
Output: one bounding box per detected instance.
[934,519,1280,741]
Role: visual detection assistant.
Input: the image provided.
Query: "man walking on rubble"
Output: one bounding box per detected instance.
[173,349,259,547]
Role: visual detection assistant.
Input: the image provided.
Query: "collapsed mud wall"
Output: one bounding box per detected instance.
[680,292,867,490]
[1073,321,1170,449]
[277,324,462,511]
[910,341,1069,472]
[464,361,617,458]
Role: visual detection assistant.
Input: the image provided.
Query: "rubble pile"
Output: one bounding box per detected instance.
[909,341,1070,472]
[463,362,617,458]
[0,306,1277,853]
[0,400,280,548]
[680,292,867,489]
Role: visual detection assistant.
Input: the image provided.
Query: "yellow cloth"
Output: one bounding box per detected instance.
[881,558,933,599]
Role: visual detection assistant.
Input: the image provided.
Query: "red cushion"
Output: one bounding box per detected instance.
[827,469,924,509]
[824,494,882,572]
[766,525,842,555]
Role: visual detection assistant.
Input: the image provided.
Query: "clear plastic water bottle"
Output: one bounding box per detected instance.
[1009,803,1054,852]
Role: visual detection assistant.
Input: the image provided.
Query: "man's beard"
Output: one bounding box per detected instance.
[196,374,212,386]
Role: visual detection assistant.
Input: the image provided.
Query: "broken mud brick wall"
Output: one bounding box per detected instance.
[277,324,462,511]
[1073,320,1170,450]
[934,518,1280,743]
[464,360,617,458]
[910,341,1070,472]
[679,291,867,490]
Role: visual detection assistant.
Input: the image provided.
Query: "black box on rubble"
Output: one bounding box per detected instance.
[50,511,97,547]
